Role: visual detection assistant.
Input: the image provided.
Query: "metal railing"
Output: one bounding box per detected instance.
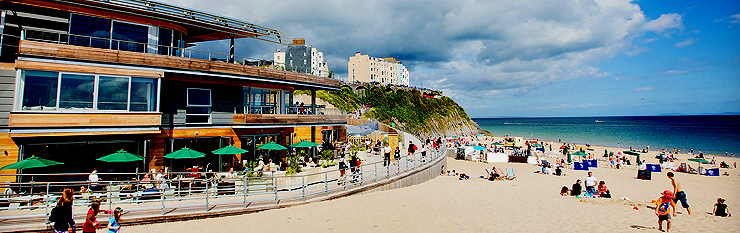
[0,144,446,231]
[233,105,345,115]
[19,29,331,77]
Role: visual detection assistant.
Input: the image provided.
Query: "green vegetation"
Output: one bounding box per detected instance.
[300,86,476,136]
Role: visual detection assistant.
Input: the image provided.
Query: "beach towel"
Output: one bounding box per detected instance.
[586,160,597,168]
[574,162,588,170]
[647,164,661,172]
[705,168,719,176]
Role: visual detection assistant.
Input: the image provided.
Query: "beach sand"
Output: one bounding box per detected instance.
[119,139,740,233]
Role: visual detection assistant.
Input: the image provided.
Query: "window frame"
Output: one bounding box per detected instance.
[185,88,212,124]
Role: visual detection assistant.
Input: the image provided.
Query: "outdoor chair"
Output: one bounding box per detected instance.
[506,168,517,180]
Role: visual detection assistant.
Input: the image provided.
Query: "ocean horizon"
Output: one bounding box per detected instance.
[473,115,740,156]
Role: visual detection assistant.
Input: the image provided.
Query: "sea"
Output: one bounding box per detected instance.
[473,115,740,156]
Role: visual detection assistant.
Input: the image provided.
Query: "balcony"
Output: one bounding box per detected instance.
[233,105,347,125]
[17,30,341,88]
[8,112,162,137]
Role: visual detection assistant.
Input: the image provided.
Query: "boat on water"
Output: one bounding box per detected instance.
[595,120,604,123]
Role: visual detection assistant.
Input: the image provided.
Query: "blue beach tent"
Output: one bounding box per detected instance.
[647,164,662,172]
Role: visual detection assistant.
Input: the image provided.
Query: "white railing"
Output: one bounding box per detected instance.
[0,144,446,232]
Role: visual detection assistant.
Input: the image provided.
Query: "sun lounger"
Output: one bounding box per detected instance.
[506,168,516,180]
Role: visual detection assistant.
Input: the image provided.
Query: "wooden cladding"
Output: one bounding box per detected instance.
[15,60,163,78]
[18,41,342,88]
[9,112,161,127]
[233,114,347,125]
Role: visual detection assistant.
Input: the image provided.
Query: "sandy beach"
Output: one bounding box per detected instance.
[118,138,740,233]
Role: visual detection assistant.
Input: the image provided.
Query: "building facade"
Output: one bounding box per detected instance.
[348,52,409,86]
[0,0,346,183]
[273,39,329,78]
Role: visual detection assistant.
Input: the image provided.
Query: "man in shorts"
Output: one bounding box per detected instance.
[667,172,691,215]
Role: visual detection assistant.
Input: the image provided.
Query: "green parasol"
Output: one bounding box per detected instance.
[571,151,588,157]
[492,142,504,146]
[290,140,320,148]
[1,155,63,170]
[688,158,710,173]
[165,147,206,159]
[96,150,144,162]
[531,143,543,147]
[212,145,248,155]
[567,153,572,163]
[257,142,288,150]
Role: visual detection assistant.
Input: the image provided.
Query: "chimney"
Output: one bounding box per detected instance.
[355,52,361,56]
[292,38,305,45]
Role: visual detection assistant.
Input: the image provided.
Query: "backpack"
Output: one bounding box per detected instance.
[49,205,59,223]
[413,144,418,150]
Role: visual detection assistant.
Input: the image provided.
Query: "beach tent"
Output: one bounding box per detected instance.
[646,164,662,172]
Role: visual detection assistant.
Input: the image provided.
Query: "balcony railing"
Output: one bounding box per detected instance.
[0,145,446,232]
[20,29,329,76]
[233,105,347,115]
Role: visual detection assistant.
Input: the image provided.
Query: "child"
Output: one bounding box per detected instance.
[82,201,110,233]
[656,190,677,232]
[560,186,570,196]
[713,198,731,217]
[107,207,123,233]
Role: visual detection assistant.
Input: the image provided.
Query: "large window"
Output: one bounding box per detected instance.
[68,14,183,55]
[112,21,149,52]
[186,88,211,123]
[18,70,158,112]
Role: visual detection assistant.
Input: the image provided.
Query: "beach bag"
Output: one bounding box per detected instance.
[413,144,418,150]
[339,161,348,170]
[49,206,59,222]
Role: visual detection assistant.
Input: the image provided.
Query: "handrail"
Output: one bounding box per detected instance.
[0,136,447,232]
[19,29,329,77]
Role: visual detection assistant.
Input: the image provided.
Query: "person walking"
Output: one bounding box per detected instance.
[383,144,392,166]
[667,172,692,215]
[88,168,99,191]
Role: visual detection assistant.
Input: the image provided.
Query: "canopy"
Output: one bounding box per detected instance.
[473,146,486,150]
[530,143,543,147]
[165,147,206,159]
[290,140,320,148]
[97,150,144,162]
[688,158,709,164]
[1,156,63,170]
[623,151,640,156]
[212,145,248,155]
[257,142,287,150]
[492,142,504,146]
[571,151,588,157]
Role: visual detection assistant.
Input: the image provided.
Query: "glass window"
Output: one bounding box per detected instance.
[97,76,129,110]
[59,74,94,109]
[69,14,112,49]
[186,88,211,123]
[112,21,148,52]
[158,28,173,55]
[21,70,58,110]
[130,78,158,111]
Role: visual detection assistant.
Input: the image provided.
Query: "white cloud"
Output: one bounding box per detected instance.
[662,70,692,75]
[642,13,683,35]
[674,39,694,47]
[169,0,683,107]
[729,14,740,25]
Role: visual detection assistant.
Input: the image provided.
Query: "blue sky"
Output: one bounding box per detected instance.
[174,0,740,117]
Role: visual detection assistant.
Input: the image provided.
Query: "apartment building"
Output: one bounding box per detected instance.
[0,0,346,183]
[273,39,330,77]
[348,52,409,86]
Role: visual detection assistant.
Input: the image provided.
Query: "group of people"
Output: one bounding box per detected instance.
[560,172,610,198]
[49,188,122,233]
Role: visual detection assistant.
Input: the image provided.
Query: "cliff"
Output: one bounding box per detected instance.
[296,86,481,137]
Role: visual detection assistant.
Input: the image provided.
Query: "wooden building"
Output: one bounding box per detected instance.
[0,0,346,183]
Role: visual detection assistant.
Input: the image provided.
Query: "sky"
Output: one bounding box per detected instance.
[170,0,740,118]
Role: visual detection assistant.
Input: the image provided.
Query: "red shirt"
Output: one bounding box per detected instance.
[82,209,110,232]
[657,197,675,215]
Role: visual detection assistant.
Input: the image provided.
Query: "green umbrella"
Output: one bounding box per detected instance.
[96,150,144,162]
[571,151,589,157]
[688,158,710,174]
[257,142,288,150]
[290,140,320,148]
[212,145,248,155]
[623,151,640,156]
[567,153,572,163]
[165,147,206,159]
[492,142,504,146]
[531,143,543,147]
[604,149,608,157]
[1,156,63,170]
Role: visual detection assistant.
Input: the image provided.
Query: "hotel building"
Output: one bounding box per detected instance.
[0,0,346,183]
[273,39,329,78]
[348,52,409,86]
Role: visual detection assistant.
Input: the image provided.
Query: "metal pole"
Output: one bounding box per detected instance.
[45,182,49,221]
[205,177,209,212]
[301,175,305,202]
[274,175,279,205]
[374,163,377,183]
[242,176,247,208]
[324,172,328,196]
[108,181,113,213]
